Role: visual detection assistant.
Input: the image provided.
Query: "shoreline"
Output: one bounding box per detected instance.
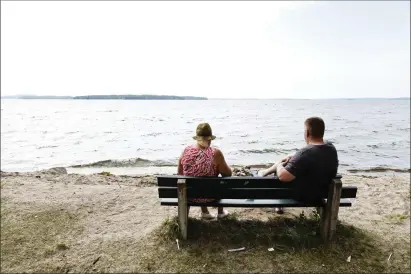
[2,164,410,177]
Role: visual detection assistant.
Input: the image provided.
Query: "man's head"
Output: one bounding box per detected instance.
[304,117,325,144]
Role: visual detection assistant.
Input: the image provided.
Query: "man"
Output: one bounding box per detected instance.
[258,117,339,213]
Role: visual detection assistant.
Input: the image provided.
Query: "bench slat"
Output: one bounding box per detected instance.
[159,187,294,199]
[157,174,343,188]
[158,186,357,199]
[159,198,352,207]
[158,176,289,188]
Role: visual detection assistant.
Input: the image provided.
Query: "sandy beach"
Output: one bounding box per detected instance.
[1,168,410,273]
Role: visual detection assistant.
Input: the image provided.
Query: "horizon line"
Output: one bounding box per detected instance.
[208,97,410,100]
[1,94,410,100]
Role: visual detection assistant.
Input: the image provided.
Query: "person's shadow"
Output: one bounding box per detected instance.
[152,213,389,273]
[171,212,360,249]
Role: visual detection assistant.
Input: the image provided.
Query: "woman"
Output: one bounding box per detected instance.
[178,122,232,219]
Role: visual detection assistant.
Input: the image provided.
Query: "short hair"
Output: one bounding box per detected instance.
[304,117,325,139]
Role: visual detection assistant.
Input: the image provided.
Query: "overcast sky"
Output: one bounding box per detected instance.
[1,1,410,99]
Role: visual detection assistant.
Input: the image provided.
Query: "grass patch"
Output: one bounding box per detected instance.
[56,243,70,251]
[132,214,406,273]
[384,213,409,224]
[98,171,113,176]
[1,208,82,273]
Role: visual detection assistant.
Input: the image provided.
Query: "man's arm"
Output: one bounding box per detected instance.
[215,149,232,177]
[276,162,296,182]
[278,149,309,182]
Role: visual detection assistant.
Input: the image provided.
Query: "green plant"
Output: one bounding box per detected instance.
[98,171,112,176]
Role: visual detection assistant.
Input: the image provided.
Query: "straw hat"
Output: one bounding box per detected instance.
[192,123,216,141]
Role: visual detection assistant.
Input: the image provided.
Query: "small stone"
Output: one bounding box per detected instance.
[45,167,68,175]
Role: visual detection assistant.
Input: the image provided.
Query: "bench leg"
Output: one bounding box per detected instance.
[316,207,324,219]
[316,206,324,227]
[177,179,188,240]
[321,178,342,243]
[317,206,327,240]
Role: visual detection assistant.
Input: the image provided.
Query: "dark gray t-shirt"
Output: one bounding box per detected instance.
[284,142,339,200]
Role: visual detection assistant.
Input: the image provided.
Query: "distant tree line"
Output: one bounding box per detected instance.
[1,95,208,100]
[72,95,207,100]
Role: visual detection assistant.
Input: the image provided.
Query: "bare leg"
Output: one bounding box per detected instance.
[217,206,229,218]
[258,162,279,177]
[259,153,294,177]
[200,206,216,220]
[201,206,210,214]
[257,159,287,214]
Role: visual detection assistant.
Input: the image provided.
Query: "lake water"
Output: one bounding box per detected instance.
[1,99,410,174]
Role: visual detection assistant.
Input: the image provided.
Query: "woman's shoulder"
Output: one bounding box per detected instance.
[185,144,197,150]
[212,146,220,152]
[212,147,224,157]
[182,145,197,154]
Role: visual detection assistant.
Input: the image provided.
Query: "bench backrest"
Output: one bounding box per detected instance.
[157,175,357,200]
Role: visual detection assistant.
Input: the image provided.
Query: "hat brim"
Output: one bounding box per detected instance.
[193,135,216,141]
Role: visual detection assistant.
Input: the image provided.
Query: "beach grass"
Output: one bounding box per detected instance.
[1,206,409,273]
[131,213,409,273]
[98,171,113,176]
[384,213,409,224]
[0,208,82,273]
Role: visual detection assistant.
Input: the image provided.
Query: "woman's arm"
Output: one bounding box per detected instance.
[215,149,232,177]
[177,152,184,175]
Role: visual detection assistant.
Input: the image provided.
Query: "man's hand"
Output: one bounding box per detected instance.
[280,155,292,165]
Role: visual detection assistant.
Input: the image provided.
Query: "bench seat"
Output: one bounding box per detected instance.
[160,198,353,207]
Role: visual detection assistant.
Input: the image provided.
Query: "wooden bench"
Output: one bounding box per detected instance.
[157,175,357,242]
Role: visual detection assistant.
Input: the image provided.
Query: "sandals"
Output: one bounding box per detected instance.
[201,212,216,220]
[201,210,229,220]
[217,210,229,219]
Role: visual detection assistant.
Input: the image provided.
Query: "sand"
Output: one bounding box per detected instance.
[1,168,410,272]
